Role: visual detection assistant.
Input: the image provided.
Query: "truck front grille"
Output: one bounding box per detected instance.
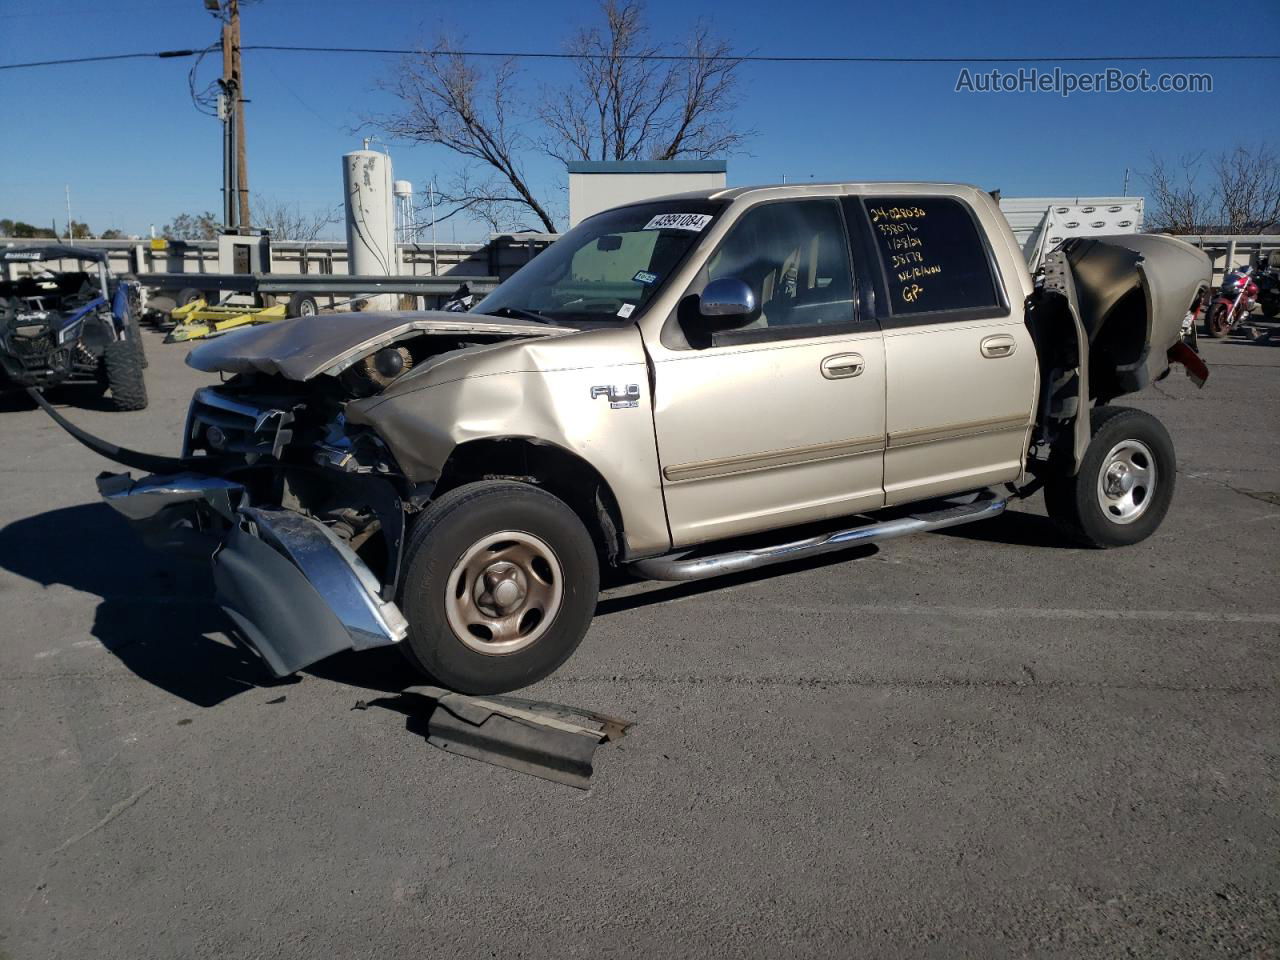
[184,387,296,461]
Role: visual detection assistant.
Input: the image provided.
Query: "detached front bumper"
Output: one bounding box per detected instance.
[98,472,408,676]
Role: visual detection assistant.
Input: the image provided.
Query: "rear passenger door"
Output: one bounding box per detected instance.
[847,195,1036,504]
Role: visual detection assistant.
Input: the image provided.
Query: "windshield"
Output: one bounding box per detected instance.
[474,199,725,324]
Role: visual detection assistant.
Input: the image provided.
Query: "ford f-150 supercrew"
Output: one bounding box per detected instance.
[43,182,1212,693]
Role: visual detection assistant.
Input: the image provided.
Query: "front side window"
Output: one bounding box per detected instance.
[704,199,855,330]
[474,200,724,325]
[864,196,1000,316]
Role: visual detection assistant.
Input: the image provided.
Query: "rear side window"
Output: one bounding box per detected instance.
[865,196,1000,316]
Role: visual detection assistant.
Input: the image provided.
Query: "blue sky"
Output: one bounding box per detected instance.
[1,0,1277,241]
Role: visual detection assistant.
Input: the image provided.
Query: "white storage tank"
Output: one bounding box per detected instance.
[343,149,397,308]
[393,179,416,243]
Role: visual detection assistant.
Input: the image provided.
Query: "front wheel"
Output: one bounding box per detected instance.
[1044,406,1175,548]
[1206,302,1233,338]
[397,481,600,694]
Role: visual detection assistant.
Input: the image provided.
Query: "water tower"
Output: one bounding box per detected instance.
[393,180,417,243]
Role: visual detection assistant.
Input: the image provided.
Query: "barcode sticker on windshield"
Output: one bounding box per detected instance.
[643,213,712,232]
[616,303,636,318]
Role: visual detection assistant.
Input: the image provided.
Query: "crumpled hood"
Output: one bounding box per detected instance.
[185,310,574,381]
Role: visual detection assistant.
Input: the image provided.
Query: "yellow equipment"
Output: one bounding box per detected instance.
[164,299,289,343]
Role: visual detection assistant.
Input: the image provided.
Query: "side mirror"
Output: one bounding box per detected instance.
[699,277,757,322]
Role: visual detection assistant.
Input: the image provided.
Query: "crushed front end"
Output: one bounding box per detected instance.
[97,375,414,675]
[77,311,566,677]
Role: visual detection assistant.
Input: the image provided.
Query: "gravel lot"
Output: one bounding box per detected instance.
[2,322,1277,959]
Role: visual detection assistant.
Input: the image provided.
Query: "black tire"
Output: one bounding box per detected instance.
[1206,302,1233,338]
[286,293,320,318]
[397,481,600,694]
[124,307,149,369]
[1044,406,1175,548]
[103,335,148,411]
[176,287,204,308]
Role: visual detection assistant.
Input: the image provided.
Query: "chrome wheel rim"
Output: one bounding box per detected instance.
[444,531,563,655]
[1096,439,1156,525]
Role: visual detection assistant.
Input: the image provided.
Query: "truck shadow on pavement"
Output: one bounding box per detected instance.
[933,506,1075,549]
[0,502,296,708]
[0,502,1070,708]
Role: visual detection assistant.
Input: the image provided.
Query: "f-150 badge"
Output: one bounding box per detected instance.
[590,384,640,409]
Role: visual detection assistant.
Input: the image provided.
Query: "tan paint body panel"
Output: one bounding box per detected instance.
[881,317,1036,503]
[651,329,886,545]
[349,182,1042,558]
[346,325,672,557]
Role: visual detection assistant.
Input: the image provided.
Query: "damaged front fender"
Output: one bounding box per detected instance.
[99,472,408,677]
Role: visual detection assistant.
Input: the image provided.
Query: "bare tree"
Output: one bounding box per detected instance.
[378,50,558,232]
[1213,144,1280,233]
[539,1,747,164]
[373,1,748,232]
[1144,152,1214,234]
[1143,144,1280,234]
[251,195,340,241]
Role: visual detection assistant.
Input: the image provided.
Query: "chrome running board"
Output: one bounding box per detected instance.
[630,492,1007,582]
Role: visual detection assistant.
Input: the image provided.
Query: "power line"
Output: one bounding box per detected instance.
[246,46,1280,65]
[1,50,199,70]
[3,46,1279,71]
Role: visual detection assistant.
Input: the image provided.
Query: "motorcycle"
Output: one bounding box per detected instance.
[1253,252,1279,319]
[1205,264,1258,338]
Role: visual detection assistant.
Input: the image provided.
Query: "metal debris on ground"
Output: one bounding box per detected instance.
[355,686,631,789]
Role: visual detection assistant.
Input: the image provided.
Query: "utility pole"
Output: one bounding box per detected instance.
[220,11,236,229]
[1122,167,1130,198]
[229,0,250,228]
[64,185,72,240]
[211,0,250,230]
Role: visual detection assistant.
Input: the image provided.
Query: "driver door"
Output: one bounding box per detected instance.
[649,198,886,547]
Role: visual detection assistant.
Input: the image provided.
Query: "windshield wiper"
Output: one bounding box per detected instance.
[486,305,552,324]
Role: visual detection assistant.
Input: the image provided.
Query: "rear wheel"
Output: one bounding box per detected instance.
[1044,406,1175,548]
[1206,302,1233,338]
[176,287,204,308]
[103,334,148,411]
[286,293,320,318]
[124,307,148,368]
[397,481,600,694]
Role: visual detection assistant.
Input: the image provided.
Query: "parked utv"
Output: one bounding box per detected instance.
[40,183,1212,694]
[0,245,148,410]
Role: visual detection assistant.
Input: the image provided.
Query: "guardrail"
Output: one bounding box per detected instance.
[0,236,524,282]
[1176,235,1280,283]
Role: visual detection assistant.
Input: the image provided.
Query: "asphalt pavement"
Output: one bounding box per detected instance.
[2,322,1277,959]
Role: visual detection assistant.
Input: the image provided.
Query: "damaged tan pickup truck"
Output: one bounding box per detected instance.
[44,183,1212,694]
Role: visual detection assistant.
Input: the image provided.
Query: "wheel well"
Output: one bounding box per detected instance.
[433,438,626,565]
[1088,287,1149,401]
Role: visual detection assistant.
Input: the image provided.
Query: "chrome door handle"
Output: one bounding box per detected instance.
[980,335,1016,358]
[820,353,865,379]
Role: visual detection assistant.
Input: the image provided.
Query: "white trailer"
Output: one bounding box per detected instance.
[999,196,1145,270]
